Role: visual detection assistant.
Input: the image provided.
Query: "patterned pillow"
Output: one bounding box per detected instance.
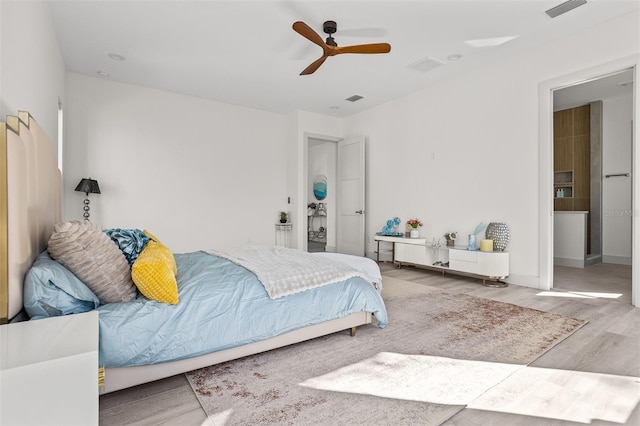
[104,228,150,267]
[47,220,137,304]
[131,230,179,304]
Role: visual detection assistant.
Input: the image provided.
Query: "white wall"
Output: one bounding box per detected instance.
[0,1,65,147]
[64,73,288,252]
[602,93,633,264]
[346,11,639,288]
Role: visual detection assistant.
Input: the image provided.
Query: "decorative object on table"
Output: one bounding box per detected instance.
[467,222,487,250]
[312,175,327,200]
[444,232,457,246]
[74,178,101,220]
[407,218,423,238]
[467,234,477,251]
[279,211,288,223]
[431,237,442,264]
[485,222,510,251]
[480,239,494,252]
[376,217,403,236]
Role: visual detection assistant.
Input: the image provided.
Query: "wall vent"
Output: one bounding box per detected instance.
[545,0,587,18]
[407,56,445,73]
[346,95,364,102]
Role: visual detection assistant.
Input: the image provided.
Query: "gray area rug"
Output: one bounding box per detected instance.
[186,280,586,425]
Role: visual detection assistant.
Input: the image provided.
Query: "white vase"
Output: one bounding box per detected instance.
[410,228,420,238]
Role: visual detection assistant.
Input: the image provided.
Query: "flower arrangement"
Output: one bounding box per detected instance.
[406,219,423,229]
[444,231,457,246]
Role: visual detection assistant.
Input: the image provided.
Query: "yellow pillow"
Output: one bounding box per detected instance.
[143,230,177,274]
[131,231,178,304]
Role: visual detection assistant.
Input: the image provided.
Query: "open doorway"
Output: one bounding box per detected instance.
[307,137,338,253]
[551,68,634,303]
[307,137,336,252]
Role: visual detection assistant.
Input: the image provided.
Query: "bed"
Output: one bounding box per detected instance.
[0,112,387,394]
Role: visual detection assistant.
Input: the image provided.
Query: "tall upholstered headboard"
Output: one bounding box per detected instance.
[0,112,61,323]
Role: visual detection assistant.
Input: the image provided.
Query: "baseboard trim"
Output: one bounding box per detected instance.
[554,257,586,268]
[503,274,541,289]
[602,255,632,265]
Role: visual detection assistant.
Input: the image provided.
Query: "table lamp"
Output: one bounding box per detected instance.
[74,178,101,220]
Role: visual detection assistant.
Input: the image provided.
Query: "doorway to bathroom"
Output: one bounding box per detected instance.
[551,68,634,303]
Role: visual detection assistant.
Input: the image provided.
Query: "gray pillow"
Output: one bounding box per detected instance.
[47,220,136,304]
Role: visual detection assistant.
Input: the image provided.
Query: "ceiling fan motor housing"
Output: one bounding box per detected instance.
[323,20,337,34]
[323,20,338,46]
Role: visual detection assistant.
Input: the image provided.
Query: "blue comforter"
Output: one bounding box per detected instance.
[98,251,387,367]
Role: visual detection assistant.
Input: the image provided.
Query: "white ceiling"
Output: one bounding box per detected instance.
[48,0,639,118]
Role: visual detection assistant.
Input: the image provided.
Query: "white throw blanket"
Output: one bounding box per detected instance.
[206,246,370,299]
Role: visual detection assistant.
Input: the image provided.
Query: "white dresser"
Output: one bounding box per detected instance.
[0,311,99,425]
[375,235,509,286]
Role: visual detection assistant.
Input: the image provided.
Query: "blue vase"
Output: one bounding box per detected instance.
[467,234,476,250]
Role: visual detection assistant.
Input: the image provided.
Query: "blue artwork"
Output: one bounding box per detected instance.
[313,175,327,200]
[376,216,404,236]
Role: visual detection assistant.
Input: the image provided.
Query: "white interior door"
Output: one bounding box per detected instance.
[337,136,365,255]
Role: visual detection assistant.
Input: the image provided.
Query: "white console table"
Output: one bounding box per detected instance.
[0,311,99,425]
[374,235,509,286]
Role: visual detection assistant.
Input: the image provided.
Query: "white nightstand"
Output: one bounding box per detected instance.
[0,311,99,425]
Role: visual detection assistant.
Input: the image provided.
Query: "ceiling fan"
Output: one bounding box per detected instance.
[292,20,391,75]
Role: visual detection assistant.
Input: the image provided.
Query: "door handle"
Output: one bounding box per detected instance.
[355,210,364,214]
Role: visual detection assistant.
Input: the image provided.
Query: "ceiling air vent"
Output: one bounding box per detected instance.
[346,95,364,102]
[545,0,587,18]
[407,56,445,73]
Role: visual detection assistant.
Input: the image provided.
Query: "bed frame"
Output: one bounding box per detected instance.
[0,112,372,394]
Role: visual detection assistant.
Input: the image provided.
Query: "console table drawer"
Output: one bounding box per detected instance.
[450,249,478,263]
[396,243,431,265]
[449,249,509,278]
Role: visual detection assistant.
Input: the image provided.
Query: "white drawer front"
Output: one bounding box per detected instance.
[396,243,430,265]
[449,249,478,263]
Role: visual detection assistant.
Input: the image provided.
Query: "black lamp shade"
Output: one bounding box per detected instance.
[74,178,101,195]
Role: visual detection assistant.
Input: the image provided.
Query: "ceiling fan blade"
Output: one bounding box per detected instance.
[292,21,327,49]
[300,55,329,75]
[335,43,391,55]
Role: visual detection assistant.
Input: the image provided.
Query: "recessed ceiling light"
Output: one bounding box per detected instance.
[108,53,126,61]
[447,54,462,61]
[97,71,110,78]
[465,36,519,47]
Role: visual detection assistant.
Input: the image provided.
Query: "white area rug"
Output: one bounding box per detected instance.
[186,277,586,425]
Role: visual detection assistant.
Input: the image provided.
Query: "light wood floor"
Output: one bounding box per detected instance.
[99,263,639,426]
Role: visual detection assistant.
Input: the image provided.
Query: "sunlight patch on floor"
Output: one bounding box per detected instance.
[467,366,640,424]
[208,408,232,425]
[536,290,623,299]
[299,352,522,405]
[299,352,640,424]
